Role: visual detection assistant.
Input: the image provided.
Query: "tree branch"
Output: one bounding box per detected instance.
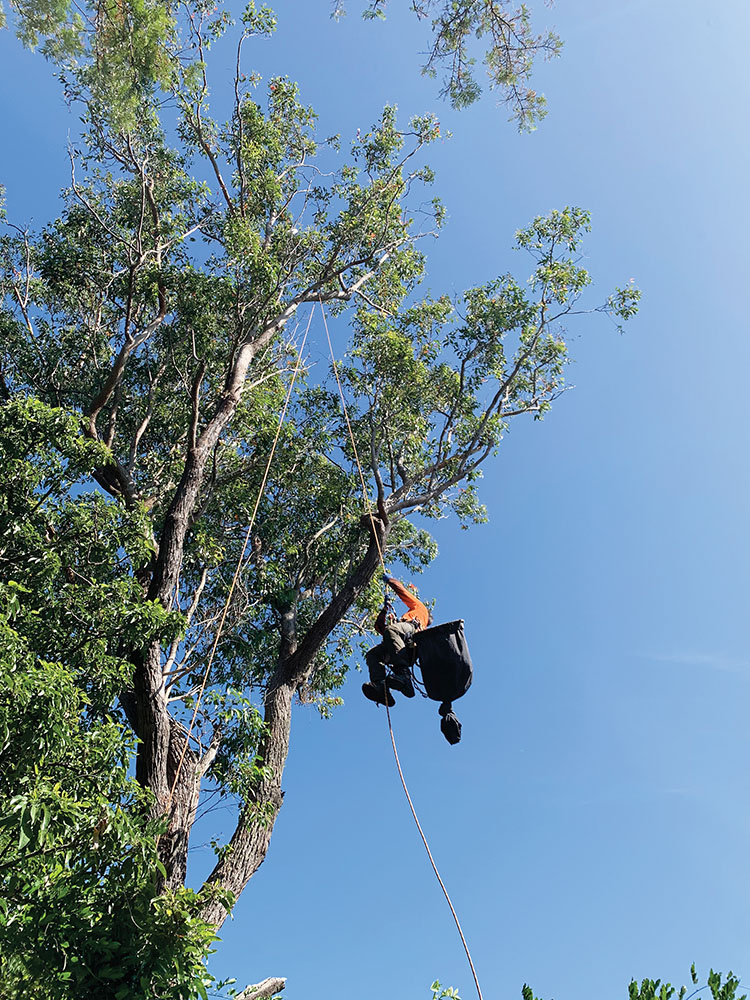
[236,978,286,1000]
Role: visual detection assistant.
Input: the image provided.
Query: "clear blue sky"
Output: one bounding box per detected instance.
[2,1,750,998]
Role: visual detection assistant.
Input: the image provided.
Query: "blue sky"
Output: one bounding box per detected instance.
[2,1,750,998]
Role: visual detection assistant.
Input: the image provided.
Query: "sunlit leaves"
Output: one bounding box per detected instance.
[342,0,562,127]
[527,968,746,1000]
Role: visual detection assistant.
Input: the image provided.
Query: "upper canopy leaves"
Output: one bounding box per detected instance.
[2,0,559,129]
[340,0,562,127]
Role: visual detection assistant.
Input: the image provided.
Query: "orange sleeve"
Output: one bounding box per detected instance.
[386,578,430,629]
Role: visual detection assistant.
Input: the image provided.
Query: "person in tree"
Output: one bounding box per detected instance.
[362,575,431,706]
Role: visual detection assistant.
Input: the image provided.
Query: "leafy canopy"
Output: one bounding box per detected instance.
[339,0,562,126]
[1,0,561,128]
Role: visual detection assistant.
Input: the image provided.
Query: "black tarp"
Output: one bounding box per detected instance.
[413,620,473,745]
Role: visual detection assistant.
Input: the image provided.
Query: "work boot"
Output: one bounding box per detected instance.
[386,671,415,698]
[362,681,395,707]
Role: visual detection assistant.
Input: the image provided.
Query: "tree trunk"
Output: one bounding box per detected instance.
[125,332,282,881]
[122,663,202,887]
[199,678,294,928]
[163,726,202,889]
[131,643,171,805]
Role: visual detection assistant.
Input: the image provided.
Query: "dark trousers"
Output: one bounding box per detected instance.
[365,620,417,683]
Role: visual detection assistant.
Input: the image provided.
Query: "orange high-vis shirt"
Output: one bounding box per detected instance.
[375,577,430,634]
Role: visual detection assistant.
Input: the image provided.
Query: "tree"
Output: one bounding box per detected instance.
[0,1,638,995]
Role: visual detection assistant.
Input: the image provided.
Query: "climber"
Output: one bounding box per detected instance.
[362,574,431,707]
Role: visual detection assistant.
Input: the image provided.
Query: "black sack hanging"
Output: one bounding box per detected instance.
[439,701,462,745]
[414,620,473,745]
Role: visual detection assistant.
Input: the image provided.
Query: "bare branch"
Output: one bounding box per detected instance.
[236,978,286,1000]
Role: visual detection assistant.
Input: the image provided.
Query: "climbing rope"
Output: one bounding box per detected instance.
[319,297,385,566]
[385,700,484,1000]
[319,298,484,1000]
[164,306,314,815]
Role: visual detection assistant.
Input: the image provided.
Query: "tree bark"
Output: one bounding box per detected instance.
[199,678,292,927]
[162,724,202,889]
[237,978,286,1000]
[131,644,171,804]
[148,337,264,607]
[120,681,202,887]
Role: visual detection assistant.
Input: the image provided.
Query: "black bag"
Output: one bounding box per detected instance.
[414,620,473,745]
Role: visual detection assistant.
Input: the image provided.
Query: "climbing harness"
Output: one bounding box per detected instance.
[320,299,484,1000]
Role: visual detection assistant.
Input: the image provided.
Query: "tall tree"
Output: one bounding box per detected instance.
[0,1,638,994]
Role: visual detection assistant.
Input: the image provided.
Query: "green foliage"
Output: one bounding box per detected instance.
[3,0,561,129]
[0,401,229,999]
[431,981,461,1000]
[0,399,180,702]
[0,0,637,846]
[524,968,746,1000]
[339,0,562,127]
[6,0,177,129]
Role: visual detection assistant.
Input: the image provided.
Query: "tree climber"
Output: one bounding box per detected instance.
[362,575,431,707]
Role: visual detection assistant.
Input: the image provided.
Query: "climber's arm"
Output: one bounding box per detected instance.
[385,577,430,628]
